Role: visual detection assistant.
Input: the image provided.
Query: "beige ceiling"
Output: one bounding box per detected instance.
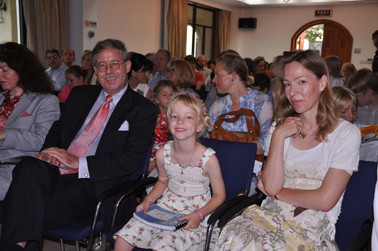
[203,0,378,8]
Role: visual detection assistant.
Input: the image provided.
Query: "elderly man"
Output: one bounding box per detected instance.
[45,48,68,91]
[0,39,158,251]
[61,48,75,67]
[147,48,171,90]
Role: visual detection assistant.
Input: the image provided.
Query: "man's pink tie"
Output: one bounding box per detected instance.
[60,95,113,175]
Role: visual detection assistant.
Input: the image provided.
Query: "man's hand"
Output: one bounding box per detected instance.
[38,148,79,169]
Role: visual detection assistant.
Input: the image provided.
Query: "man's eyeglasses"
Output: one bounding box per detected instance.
[46,55,59,60]
[96,61,124,72]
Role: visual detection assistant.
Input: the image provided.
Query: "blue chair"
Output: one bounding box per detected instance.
[106,138,259,251]
[335,160,377,251]
[200,138,260,251]
[44,142,156,251]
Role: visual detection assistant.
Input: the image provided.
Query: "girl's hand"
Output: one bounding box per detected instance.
[257,178,268,196]
[136,199,151,213]
[178,212,201,230]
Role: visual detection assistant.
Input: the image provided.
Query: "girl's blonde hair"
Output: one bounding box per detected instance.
[272,50,339,141]
[167,93,210,137]
[332,85,357,112]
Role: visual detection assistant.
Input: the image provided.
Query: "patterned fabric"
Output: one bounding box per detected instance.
[208,88,273,151]
[356,105,378,125]
[216,120,361,251]
[0,92,23,130]
[150,110,169,161]
[116,141,216,251]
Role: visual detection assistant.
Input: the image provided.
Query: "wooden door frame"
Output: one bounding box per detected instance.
[290,19,352,52]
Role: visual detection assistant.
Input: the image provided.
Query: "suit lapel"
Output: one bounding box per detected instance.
[5,92,34,126]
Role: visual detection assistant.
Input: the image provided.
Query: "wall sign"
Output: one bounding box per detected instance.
[315,10,332,17]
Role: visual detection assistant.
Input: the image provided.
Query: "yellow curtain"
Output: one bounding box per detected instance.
[23,0,69,66]
[168,0,188,59]
[220,10,231,52]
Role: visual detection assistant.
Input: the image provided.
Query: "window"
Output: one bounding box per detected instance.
[187,3,216,60]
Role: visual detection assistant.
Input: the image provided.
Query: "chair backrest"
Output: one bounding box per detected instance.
[129,139,154,181]
[200,138,257,202]
[335,160,378,251]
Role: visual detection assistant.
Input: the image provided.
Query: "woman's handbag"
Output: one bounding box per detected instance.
[209,108,260,143]
[209,108,264,164]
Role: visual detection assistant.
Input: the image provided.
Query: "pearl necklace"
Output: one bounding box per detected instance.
[299,125,318,139]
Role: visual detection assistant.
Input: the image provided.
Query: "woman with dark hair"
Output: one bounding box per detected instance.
[208,52,273,155]
[0,42,60,199]
[128,53,153,99]
[253,56,266,74]
[216,50,360,250]
[58,65,88,103]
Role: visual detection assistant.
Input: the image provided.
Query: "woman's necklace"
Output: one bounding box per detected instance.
[299,125,318,139]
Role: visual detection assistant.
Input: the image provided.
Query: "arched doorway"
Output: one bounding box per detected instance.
[291,20,353,63]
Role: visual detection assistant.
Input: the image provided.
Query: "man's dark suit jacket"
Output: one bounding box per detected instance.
[42,85,158,228]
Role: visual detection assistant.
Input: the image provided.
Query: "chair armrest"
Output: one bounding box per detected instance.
[217,193,265,228]
[206,195,249,226]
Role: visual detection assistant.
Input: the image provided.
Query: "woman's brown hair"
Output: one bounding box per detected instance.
[272,50,339,141]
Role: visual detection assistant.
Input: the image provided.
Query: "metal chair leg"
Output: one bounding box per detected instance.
[59,239,65,251]
[75,241,80,251]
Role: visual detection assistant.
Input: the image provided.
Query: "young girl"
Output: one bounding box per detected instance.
[115,93,226,251]
[332,85,358,124]
[148,80,176,174]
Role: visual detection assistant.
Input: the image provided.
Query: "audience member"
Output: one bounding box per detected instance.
[0,42,60,200]
[207,59,215,71]
[148,49,171,90]
[253,73,271,94]
[332,85,357,124]
[61,48,75,67]
[325,55,345,86]
[0,39,158,250]
[166,59,199,97]
[244,57,254,76]
[184,55,205,91]
[145,52,157,76]
[81,50,96,85]
[341,62,357,81]
[197,55,212,85]
[253,56,266,74]
[346,68,378,125]
[215,49,360,250]
[58,65,88,103]
[128,53,153,100]
[372,30,378,74]
[148,80,177,175]
[114,93,225,251]
[45,48,68,92]
[207,52,273,155]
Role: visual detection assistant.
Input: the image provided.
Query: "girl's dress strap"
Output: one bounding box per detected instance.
[200,147,216,168]
[163,140,173,164]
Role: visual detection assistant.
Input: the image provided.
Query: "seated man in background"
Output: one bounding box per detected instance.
[0,39,158,251]
[147,49,170,90]
[45,48,68,92]
[61,48,75,67]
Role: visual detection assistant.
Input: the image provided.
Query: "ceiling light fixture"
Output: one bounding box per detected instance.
[283,0,290,3]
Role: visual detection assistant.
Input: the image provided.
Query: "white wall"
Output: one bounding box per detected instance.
[86,1,378,70]
[230,3,378,70]
[96,0,161,54]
